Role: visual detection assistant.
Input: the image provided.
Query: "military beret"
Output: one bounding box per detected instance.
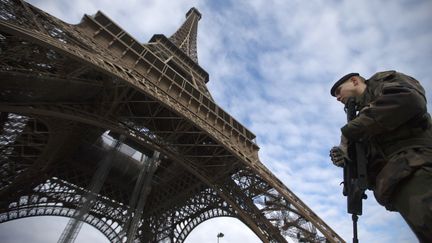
[330,73,359,96]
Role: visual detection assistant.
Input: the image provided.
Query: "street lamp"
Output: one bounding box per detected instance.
[217,232,224,243]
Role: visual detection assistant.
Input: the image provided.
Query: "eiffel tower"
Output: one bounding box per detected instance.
[0,1,344,242]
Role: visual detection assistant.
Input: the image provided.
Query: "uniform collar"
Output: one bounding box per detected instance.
[355,86,371,109]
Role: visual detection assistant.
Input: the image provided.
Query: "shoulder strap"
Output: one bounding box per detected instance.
[368,71,427,100]
[368,70,396,82]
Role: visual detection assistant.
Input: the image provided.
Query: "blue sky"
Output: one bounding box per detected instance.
[1,0,431,242]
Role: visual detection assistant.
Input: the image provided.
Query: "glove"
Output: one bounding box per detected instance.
[329,146,348,167]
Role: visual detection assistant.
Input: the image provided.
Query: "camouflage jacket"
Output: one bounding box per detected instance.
[340,70,432,208]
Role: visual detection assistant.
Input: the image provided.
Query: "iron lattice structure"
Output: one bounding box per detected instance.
[0,1,345,242]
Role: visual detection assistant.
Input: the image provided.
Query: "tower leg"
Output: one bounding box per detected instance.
[125,151,160,243]
[58,136,123,243]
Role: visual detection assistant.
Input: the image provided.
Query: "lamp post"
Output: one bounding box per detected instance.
[217,232,224,243]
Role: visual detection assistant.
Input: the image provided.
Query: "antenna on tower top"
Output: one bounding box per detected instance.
[169,7,201,63]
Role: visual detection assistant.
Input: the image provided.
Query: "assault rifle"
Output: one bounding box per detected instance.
[343,97,368,243]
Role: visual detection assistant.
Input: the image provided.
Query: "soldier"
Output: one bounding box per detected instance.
[329,71,432,242]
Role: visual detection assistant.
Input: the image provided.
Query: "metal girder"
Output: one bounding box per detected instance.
[0,1,345,243]
[0,177,125,243]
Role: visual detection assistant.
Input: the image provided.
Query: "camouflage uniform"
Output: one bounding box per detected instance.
[337,71,432,242]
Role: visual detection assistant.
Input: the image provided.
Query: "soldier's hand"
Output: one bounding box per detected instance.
[329,146,347,167]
